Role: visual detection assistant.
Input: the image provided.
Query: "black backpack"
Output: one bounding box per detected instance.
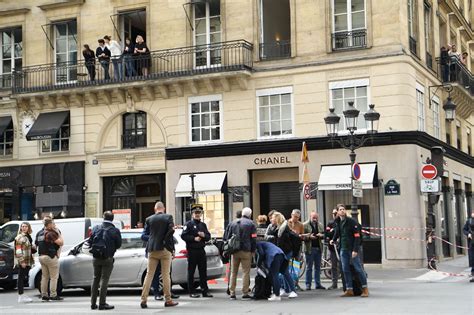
[90,226,111,259]
[252,273,272,300]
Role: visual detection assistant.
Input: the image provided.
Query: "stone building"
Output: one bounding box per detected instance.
[0,0,472,267]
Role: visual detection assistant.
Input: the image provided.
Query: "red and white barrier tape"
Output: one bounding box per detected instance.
[428,259,470,277]
[363,226,426,231]
[432,235,469,250]
[362,229,426,243]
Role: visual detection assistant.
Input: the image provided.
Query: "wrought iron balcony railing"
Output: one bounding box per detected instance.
[11,40,253,94]
[436,57,474,96]
[332,30,367,51]
[409,36,417,56]
[0,73,12,91]
[259,40,291,61]
[122,132,146,149]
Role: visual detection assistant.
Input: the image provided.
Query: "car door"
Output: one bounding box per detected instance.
[60,242,94,287]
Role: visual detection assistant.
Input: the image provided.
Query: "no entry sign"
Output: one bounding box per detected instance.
[421,164,437,180]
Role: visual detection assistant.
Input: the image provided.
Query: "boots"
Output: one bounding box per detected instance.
[361,287,369,297]
[340,289,354,297]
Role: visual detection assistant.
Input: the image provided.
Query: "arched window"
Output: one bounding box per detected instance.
[122,111,146,149]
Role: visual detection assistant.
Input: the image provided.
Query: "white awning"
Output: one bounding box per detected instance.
[175,172,227,197]
[317,163,377,191]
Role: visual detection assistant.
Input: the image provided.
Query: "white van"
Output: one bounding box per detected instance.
[0,218,123,253]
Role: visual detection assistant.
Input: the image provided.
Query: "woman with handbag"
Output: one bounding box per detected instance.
[14,222,36,303]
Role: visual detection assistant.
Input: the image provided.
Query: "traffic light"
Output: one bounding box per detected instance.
[430,146,445,178]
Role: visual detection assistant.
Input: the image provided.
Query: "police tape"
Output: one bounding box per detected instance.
[361,229,426,242]
[432,235,469,250]
[428,258,471,277]
[363,226,426,231]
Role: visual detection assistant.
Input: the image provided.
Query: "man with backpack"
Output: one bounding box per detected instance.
[463,210,474,283]
[86,211,122,310]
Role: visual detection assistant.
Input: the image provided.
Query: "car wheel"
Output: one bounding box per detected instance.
[1,281,16,291]
[179,282,199,291]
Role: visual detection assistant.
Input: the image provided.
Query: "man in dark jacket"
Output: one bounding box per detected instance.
[331,204,368,297]
[86,211,122,310]
[181,204,213,298]
[140,202,178,308]
[325,209,339,289]
[224,207,257,300]
[463,211,474,282]
[96,39,111,80]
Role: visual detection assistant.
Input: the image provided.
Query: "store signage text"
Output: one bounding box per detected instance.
[253,156,290,165]
[0,172,11,178]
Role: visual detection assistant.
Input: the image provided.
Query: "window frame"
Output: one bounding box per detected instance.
[0,27,22,80]
[40,116,70,154]
[416,83,425,132]
[189,94,224,144]
[256,86,294,139]
[331,0,367,42]
[122,111,147,149]
[0,119,13,157]
[193,0,222,68]
[432,95,440,139]
[53,20,78,84]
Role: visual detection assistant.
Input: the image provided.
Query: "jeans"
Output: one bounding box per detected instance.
[123,55,136,77]
[468,241,474,274]
[39,255,59,297]
[85,63,96,81]
[141,250,172,303]
[269,254,286,296]
[281,251,295,293]
[230,251,252,295]
[329,249,339,287]
[91,257,114,306]
[112,58,123,80]
[340,249,367,290]
[17,265,30,295]
[305,247,322,288]
[100,60,110,80]
[187,248,209,294]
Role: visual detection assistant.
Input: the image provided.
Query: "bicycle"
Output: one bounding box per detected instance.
[321,241,342,280]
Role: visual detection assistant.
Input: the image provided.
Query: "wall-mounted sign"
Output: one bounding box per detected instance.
[384,180,400,195]
[421,179,440,193]
[112,209,131,229]
[253,156,290,165]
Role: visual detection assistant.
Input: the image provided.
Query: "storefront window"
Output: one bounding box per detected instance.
[198,194,225,237]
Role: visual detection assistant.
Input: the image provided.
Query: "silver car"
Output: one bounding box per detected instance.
[28,228,224,294]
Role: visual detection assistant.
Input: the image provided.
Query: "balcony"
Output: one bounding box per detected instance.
[332,30,367,51]
[122,132,146,149]
[409,36,417,56]
[0,73,12,91]
[259,40,291,61]
[10,40,253,107]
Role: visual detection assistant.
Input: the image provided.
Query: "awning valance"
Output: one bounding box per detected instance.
[26,111,69,141]
[175,172,226,197]
[318,163,378,191]
[0,116,12,135]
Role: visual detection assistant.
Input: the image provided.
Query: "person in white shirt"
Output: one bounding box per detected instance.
[104,35,123,80]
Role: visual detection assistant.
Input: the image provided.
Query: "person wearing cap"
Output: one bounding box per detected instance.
[180,204,213,298]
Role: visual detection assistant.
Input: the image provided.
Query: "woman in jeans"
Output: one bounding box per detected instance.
[14,222,35,303]
[123,37,136,77]
[82,44,96,81]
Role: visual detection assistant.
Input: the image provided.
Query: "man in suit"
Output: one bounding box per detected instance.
[140,202,178,308]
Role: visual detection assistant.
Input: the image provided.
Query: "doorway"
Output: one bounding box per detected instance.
[260,182,300,219]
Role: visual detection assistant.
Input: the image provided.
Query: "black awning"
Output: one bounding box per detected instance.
[0,116,12,135]
[26,111,70,141]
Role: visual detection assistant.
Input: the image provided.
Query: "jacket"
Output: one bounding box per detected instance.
[302,220,324,255]
[143,212,175,252]
[224,216,257,252]
[87,221,122,258]
[14,233,34,267]
[463,217,474,246]
[276,221,299,255]
[264,224,278,244]
[181,218,211,250]
[325,219,337,251]
[256,241,285,270]
[96,46,111,61]
[35,228,60,258]
[82,50,95,63]
[332,216,362,253]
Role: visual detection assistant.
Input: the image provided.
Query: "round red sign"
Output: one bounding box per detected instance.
[421,164,437,180]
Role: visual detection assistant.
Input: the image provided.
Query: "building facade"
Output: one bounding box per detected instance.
[0,0,472,267]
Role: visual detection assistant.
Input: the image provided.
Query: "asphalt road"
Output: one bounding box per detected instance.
[0,257,472,315]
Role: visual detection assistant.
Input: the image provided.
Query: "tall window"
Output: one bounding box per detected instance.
[190,95,222,143]
[330,79,369,130]
[259,0,291,60]
[467,127,471,155]
[456,120,462,150]
[257,87,293,138]
[416,85,425,131]
[41,117,70,153]
[0,120,13,156]
[332,0,367,50]
[194,0,221,67]
[0,27,22,88]
[423,2,433,69]
[432,96,440,139]
[408,0,419,55]
[54,20,77,83]
[122,111,147,149]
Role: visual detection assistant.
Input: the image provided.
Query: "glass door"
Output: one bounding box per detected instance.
[193,0,221,68]
[54,21,77,84]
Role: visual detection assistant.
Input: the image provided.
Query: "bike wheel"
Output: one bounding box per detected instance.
[323,260,332,280]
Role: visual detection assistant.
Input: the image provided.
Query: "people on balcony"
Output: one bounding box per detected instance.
[82,45,96,81]
[134,35,151,77]
[440,46,449,83]
[461,52,468,66]
[448,44,461,82]
[104,35,123,81]
[96,39,111,80]
[123,37,136,77]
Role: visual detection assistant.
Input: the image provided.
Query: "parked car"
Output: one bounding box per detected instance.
[28,228,224,294]
[0,241,15,290]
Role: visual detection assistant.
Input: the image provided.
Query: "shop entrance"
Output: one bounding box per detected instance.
[0,191,13,224]
[259,182,300,219]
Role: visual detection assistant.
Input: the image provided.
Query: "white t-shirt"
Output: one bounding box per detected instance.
[107,40,122,58]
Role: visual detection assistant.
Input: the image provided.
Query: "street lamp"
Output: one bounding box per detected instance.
[324,102,380,220]
[442,96,457,121]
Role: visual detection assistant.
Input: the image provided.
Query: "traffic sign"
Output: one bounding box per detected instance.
[421,164,437,180]
[352,163,361,180]
[304,184,311,200]
[420,179,440,193]
[353,180,363,197]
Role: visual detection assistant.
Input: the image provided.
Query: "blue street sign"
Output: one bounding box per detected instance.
[352,163,361,180]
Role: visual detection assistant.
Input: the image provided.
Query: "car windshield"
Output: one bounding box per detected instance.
[0,224,19,243]
[121,232,145,250]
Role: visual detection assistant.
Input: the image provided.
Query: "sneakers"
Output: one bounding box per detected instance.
[241,294,252,300]
[229,295,237,300]
[99,304,115,310]
[49,296,64,301]
[288,291,298,299]
[279,289,288,297]
[268,294,281,301]
[18,295,32,303]
[41,296,50,302]
[328,284,338,290]
[316,285,326,290]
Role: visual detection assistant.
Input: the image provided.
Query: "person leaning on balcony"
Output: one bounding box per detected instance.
[134,35,151,76]
[96,39,111,80]
[82,45,96,81]
[448,44,461,81]
[104,35,123,81]
[440,46,450,83]
[123,37,136,77]
[461,52,468,66]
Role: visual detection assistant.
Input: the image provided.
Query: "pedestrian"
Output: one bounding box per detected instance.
[14,222,35,303]
[82,44,96,81]
[331,204,369,297]
[274,212,298,298]
[96,39,111,80]
[264,210,278,244]
[84,211,122,310]
[104,35,123,80]
[123,37,136,77]
[256,241,289,301]
[256,215,268,241]
[448,44,461,81]
[463,210,474,283]
[35,216,64,301]
[287,209,304,290]
[140,202,178,308]
[302,211,325,291]
[440,46,450,82]
[134,35,151,76]
[461,52,468,66]
[225,207,257,300]
[325,208,340,290]
[181,204,213,298]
